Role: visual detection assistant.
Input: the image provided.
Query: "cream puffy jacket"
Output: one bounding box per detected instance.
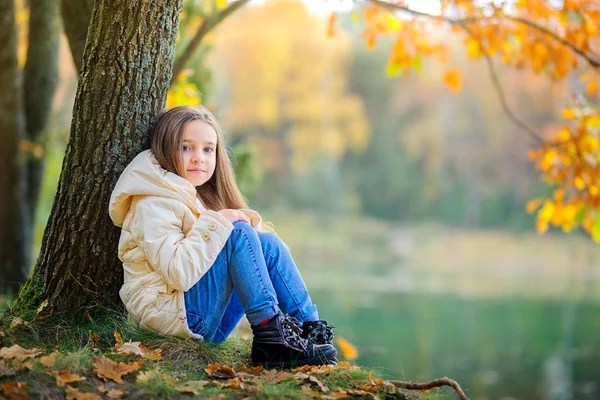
[109,150,263,339]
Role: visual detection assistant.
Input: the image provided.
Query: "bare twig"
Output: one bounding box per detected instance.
[366,0,600,70]
[459,23,547,143]
[390,377,469,400]
[171,0,251,86]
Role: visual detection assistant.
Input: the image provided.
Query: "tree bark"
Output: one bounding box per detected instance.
[60,0,94,74]
[13,0,183,318]
[23,0,60,253]
[0,0,28,294]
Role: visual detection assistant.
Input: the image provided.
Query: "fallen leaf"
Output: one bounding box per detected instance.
[97,385,108,393]
[8,318,23,333]
[93,356,143,384]
[336,361,360,371]
[106,388,127,399]
[205,363,236,379]
[34,300,52,321]
[0,328,5,337]
[113,332,123,346]
[296,373,329,393]
[139,343,163,360]
[161,373,179,385]
[88,331,101,348]
[16,360,34,371]
[0,345,43,361]
[236,364,263,377]
[136,370,158,384]
[45,369,86,387]
[65,385,102,400]
[0,381,29,399]
[113,340,145,357]
[0,360,16,377]
[301,385,322,398]
[175,380,210,395]
[38,355,57,368]
[367,370,383,386]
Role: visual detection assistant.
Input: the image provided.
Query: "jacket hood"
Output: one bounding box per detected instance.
[109,150,202,227]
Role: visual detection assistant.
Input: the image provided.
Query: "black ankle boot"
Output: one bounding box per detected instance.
[251,314,337,369]
[301,320,335,345]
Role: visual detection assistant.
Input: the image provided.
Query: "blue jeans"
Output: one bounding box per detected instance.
[184,221,319,343]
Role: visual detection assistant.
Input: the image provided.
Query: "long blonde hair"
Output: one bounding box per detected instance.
[150,105,248,211]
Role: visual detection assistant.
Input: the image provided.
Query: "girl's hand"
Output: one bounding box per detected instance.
[218,209,250,224]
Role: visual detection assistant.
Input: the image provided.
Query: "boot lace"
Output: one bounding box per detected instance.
[307,321,335,344]
[281,315,307,351]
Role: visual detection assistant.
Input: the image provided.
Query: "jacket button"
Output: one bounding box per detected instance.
[202,232,211,242]
[208,222,217,231]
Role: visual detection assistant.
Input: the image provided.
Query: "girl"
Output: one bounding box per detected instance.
[109,105,336,368]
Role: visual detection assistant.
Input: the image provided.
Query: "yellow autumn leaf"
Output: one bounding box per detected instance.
[327,13,336,38]
[562,108,576,119]
[443,69,462,93]
[45,369,86,387]
[216,0,227,10]
[335,336,358,360]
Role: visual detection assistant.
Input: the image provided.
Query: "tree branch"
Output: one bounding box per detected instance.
[171,0,251,87]
[366,0,600,70]
[459,23,546,144]
[391,377,469,400]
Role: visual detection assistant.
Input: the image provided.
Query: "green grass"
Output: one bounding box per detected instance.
[0,314,438,399]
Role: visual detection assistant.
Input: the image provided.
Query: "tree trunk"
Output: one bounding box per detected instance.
[13,0,183,318]
[23,0,60,260]
[0,0,28,294]
[60,0,94,73]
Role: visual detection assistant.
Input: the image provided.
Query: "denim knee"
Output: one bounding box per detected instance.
[232,220,256,236]
[259,231,285,255]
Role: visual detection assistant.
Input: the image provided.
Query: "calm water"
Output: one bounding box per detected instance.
[309,289,600,400]
[273,215,600,400]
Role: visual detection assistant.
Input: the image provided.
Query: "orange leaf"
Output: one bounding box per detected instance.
[443,69,462,93]
[587,79,598,96]
[65,385,102,400]
[93,356,142,384]
[335,336,358,360]
[175,380,210,395]
[205,363,236,379]
[526,198,543,213]
[0,381,28,399]
[45,369,86,387]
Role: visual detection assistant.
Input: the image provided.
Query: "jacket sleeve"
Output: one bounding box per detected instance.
[134,197,234,292]
[239,208,263,232]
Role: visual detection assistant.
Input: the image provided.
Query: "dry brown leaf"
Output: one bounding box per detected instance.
[0,328,5,337]
[113,340,145,357]
[175,380,210,395]
[161,373,179,386]
[16,360,34,371]
[34,300,52,321]
[0,359,16,377]
[367,370,383,386]
[45,369,86,387]
[93,356,142,384]
[106,388,127,399]
[88,331,101,348]
[8,318,23,333]
[205,363,236,379]
[113,332,123,346]
[38,355,57,368]
[0,381,29,399]
[97,385,109,394]
[301,384,323,398]
[292,364,313,373]
[65,385,102,400]
[336,361,360,371]
[136,370,158,384]
[236,364,263,376]
[0,345,43,361]
[139,343,163,360]
[296,373,329,393]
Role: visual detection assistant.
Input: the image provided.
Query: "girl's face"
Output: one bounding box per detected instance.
[181,120,218,187]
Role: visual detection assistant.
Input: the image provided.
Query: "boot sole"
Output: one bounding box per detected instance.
[253,351,338,370]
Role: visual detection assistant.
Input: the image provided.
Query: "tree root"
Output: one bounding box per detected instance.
[390,377,469,400]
